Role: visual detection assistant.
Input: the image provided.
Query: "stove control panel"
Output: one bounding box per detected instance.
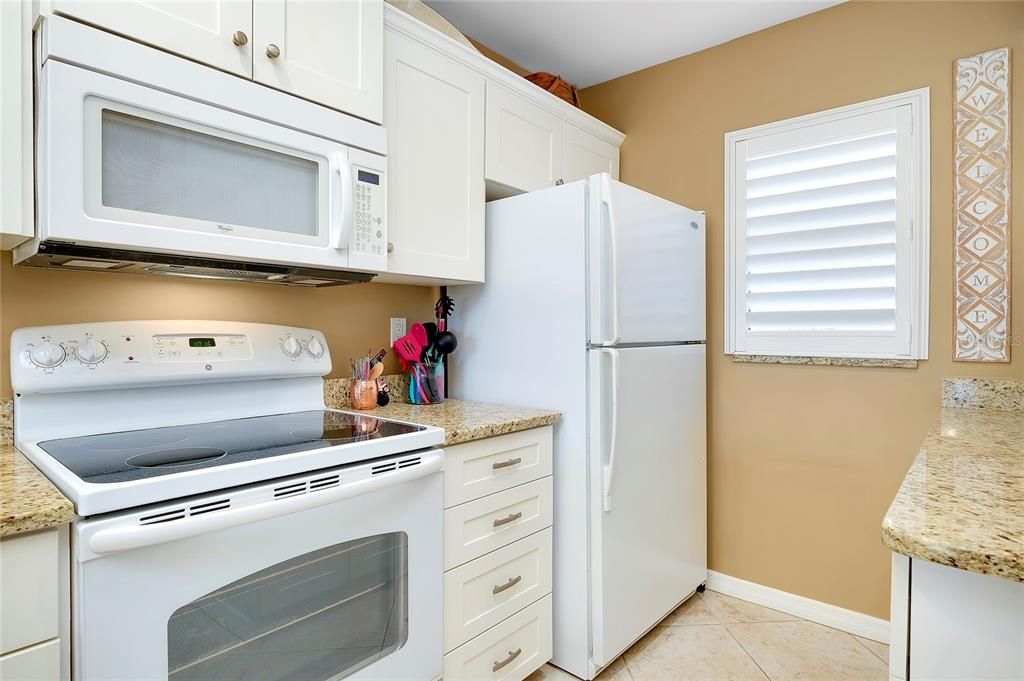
[11,321,332,394]
[152,334,252,363]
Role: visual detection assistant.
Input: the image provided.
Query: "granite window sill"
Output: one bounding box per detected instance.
[730,354,919,369]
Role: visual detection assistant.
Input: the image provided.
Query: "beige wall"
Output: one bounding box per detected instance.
[0,257,436,397]
[581,0,1024,618]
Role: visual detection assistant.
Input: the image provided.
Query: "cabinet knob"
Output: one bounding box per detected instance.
[266,43,281,59]
[387,242,394,254]
[231,31,248,47]
[555,178,564,186]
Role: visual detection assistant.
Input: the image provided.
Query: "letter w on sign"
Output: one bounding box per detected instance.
[954,48,1011,362]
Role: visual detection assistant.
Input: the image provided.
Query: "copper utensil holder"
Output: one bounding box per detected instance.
[349,379,378,410]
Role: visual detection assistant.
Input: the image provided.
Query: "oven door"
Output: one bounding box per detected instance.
[72,451,442,681]
[38,59,387,272]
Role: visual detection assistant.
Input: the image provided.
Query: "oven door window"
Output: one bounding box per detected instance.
[167,532,408,680]
[88,101,330,247]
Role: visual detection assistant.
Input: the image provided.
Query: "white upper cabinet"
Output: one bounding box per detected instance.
[383,24,485,283]
[253,0,383,123]
[563,123,620,184]
[50,0,255,78]
[485,83,563,193]
[49,0,383,120]
[485,82,622,194]
[0,0,33,249]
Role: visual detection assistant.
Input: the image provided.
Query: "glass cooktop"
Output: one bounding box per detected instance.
[37,410,424,484]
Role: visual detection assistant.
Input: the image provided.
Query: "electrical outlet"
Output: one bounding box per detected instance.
[389,317,406,347]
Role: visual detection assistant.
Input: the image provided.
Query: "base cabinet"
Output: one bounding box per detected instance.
[443,427,555,681]
[890,554,1024,680]
[0,528,67,681]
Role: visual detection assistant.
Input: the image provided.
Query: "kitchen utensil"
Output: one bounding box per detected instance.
[393,332,424,365]
[368,348,387,366]
[370,362,384,379]
[376,377,391,406]
[433,330,458,355]
[411,323,428,347]
[435,295,455,331]
[423,322,438,346]
[407,361,444,405]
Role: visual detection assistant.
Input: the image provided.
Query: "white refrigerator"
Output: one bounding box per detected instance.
[450,174,707,680]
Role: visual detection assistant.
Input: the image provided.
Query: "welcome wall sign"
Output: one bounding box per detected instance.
[954,47,1011,362]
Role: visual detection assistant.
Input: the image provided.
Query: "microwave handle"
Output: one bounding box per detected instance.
[85,450,444,558]
[330,152,355,250]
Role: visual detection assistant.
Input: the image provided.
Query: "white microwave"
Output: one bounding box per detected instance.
[17,16,388,287]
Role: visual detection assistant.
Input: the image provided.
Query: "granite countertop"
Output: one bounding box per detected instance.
[369,399,561,445]
[0,444,75,538]
[882,407,1024,582]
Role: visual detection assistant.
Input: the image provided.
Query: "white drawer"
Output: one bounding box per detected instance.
[444,427,553,508]
[0,639,60,681]
[444,528,552,652]
[443,594,552,681]
[0,530,59,655]
[444,477,552,570]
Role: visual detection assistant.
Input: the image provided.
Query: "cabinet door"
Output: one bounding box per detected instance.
[253,0,383,123]
[384,29,484,282]
[0,0,33,249]
[50,1,253,77]
[0,640,61,681]
[563,123,620,183]
[485,83,564,192]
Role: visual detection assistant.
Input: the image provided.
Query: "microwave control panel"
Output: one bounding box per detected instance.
[352,167,385,256]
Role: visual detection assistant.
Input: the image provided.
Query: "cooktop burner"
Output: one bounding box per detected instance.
[38,410,424,484]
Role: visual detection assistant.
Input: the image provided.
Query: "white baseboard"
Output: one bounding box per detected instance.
[706,570,890,643]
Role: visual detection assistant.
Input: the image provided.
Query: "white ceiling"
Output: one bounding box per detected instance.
[425,0,843,88]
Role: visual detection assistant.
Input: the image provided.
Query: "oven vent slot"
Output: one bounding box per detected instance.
[398,456,421,469]
[371,461,398,475]
[309,474,340,491]
[139,508,187,525]
[189,498,231,516]
[274,481,308,499]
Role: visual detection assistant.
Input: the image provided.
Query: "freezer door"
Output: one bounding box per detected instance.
[588,344,707,670]
[589,175,706,345]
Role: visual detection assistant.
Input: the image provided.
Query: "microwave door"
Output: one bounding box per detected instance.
[35,60,386,273]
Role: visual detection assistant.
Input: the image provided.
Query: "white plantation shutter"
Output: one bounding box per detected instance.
[725,90,929,359]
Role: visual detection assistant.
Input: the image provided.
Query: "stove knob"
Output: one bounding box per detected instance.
[75,338,108,364]
[29,341,66,368]
[306,338,325,358]
[282,337,302,357]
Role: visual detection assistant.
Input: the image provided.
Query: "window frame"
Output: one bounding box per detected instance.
[724,88,930,360]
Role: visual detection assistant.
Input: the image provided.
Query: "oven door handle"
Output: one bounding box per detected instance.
[86,450,443,557]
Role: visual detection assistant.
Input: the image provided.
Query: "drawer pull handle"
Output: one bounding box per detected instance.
[493,511,522,528]
[492,648,522,672]
[492,457,522,470]
[492,575,523,594]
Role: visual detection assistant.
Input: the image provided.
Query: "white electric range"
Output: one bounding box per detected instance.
[11,320,445,681]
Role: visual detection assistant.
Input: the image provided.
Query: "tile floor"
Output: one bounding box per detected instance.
[526,590,889,681]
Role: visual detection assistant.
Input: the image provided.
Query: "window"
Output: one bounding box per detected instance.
[725,89,929,360]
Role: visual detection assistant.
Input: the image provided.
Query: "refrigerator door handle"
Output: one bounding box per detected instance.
[600,347,620,512]
[601,174,621,346]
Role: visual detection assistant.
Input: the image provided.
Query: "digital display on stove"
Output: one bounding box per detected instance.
[357,170,380,185]
[189,338,216,348]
